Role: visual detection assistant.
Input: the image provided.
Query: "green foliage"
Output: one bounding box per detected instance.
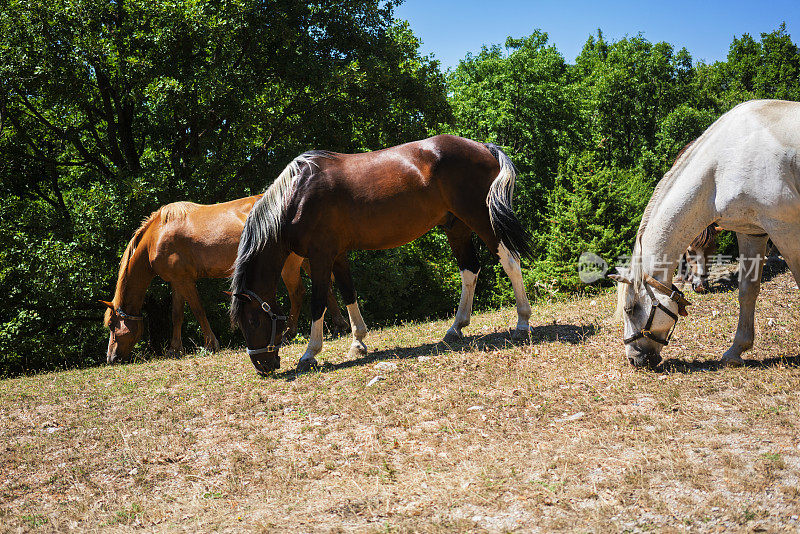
[534,156,652,291]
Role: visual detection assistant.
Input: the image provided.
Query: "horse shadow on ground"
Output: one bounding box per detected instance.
[658,354,800,374]
[270,322,599,381]
[695,255,788,294]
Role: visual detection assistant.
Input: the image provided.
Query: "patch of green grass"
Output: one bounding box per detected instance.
[21,513,48,528]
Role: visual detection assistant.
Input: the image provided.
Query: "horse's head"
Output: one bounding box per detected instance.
[685,224,719,293]
[685,246,710,292]
[611,269,690,368]
[100,301,144,364]
[685,237,719,293]
[230,290,287,375]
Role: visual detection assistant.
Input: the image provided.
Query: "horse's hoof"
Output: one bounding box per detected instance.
[349,341,368,358]
[443,328,463,343]
[296,356,319,372]
[511,327,532,341]
[722,355,744,368]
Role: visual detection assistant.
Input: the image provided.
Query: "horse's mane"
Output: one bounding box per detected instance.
[229,150,336,324]
[160,201,196,224]
[104,209,161,326]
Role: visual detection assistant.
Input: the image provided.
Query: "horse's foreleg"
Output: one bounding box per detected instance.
[498,243,532,340]
[176,281,220,352]
[722,233,768,366]
[281,253,306,340]
[297,258,333,371]
[443,220,480,343]
[332,254,368,359]
[170,285,185,354]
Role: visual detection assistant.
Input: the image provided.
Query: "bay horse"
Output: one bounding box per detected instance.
[230,135,534,374]
[611,100,800,368]
[100,196,348,363]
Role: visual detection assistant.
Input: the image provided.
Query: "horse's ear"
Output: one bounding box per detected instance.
[231,292,252,302]
[98,300,115,310]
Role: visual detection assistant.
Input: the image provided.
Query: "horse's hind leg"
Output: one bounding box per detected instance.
[301,258,349,336]
[722,233,768,366]
[175,280,220,352]
[448,206,532,340]
[497,243,533,339]
[170,285,185,354]
[443,219,480,343]
[325,288,350,336]
[331,253,368,359]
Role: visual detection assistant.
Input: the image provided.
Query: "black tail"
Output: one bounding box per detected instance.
[484,143,533,260]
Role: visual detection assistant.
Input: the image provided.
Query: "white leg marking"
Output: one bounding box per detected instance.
[446,268,479,340]
[301,313,325,363]
[346,302,368,356]
[498,243,532,333]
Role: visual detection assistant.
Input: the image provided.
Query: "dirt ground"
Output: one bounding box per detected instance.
[1,267,799,533]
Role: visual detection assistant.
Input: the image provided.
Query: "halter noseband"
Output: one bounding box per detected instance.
[239,289,288,356]
[623,273,691,347]
[115,309,143,321]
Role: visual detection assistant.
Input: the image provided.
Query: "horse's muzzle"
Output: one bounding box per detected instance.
[250,353,280,375]
[107,351,128,365]
[627,350,661,369]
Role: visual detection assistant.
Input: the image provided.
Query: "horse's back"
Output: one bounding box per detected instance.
[287,135,500,251]
[150,196,261,279]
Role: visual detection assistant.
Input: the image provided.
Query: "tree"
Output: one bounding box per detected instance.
[0,0,450,375]
[576,34,696,170]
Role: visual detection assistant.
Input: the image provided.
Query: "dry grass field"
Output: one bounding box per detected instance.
[2,266,799,533]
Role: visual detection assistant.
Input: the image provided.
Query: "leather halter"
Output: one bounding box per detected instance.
[623,273,691,347]
[116,308,143,321]
[239,289,287,356]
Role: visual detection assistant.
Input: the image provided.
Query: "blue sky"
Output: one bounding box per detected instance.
[394,0,800,70]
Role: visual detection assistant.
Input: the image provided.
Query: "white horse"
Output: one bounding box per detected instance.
[612,99,800,367]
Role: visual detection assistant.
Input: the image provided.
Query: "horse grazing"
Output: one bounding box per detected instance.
[100,196,348,363]
[611,99,800,368]
[676,224,720,292]
[230,135,534,374]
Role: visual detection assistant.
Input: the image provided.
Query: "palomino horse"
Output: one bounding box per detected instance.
[101,196,348,363]
[230,135,534,374]
[612,100,800,368]
[675,224,720,292]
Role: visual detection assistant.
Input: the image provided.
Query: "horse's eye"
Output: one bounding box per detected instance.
[624,304,636,315]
